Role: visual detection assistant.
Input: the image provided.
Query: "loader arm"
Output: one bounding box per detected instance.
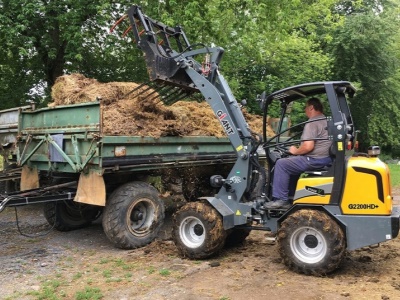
[115,5,260,227]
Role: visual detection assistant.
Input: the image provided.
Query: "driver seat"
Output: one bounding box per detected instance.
[303,143,336,177]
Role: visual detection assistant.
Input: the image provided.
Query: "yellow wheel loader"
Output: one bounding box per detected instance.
[115,5,399,275]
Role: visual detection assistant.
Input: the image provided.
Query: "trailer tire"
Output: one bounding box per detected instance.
[172,201,226,259]
[44,201,102,231]
[277,209,345,276]
[102,181,164,249]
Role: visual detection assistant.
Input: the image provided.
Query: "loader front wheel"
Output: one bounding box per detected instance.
[278,209,345,276]
[102,181,164,249]
[172,201,226,259]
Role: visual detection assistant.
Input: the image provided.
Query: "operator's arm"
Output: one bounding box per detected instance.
[289,118,319,155]
[289,140,314,155]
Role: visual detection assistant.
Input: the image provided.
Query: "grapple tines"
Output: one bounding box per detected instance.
[111,5,201,92]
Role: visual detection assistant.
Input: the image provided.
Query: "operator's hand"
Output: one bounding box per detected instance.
[288,146,297,155]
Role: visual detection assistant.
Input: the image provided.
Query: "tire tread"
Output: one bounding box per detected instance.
[278,209,345,276]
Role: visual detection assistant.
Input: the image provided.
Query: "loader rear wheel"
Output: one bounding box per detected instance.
[277,209,345,276]
[172,201,226,259]
[44,201,102,231]
[102,181,164,249]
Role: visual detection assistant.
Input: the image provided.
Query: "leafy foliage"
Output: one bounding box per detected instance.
[0,0,140,107]
[330,9,400,150]
[0,0,400,151]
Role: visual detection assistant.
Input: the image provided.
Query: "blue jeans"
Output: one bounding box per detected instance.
[272,156,332,201]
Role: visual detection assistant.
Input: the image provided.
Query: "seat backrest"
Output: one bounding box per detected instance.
[303,142,336,176]
[329,142,336,159]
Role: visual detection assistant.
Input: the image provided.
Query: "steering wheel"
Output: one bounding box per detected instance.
[268,145,292,162]
[275,145,292,156]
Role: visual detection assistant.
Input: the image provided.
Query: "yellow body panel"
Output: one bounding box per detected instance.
[293,176,333,205]
[341,156,392,215]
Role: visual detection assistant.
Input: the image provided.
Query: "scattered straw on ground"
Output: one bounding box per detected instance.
[50,74,273,138]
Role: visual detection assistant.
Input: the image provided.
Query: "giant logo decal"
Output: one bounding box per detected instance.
[217,110,235,135]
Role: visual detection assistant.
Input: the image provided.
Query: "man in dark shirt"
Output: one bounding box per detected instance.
[264,97,332,209]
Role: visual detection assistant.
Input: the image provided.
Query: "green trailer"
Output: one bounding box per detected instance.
[0,101,239,249]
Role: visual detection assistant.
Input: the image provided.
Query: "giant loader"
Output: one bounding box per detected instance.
[111,5,399,275]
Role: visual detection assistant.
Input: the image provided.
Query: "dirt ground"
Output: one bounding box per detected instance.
[1,193,400,300]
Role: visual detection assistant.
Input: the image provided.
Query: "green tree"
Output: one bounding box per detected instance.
[0,0,142,108]
[201,0,339,113]
[330,9,400,151]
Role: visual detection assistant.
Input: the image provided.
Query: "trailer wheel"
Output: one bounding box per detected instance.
[44,201,102,231]
[278,209,345,276]
[172,201,226,259]
[102,181,164,249]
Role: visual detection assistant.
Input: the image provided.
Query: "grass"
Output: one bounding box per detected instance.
[159,268,171,276]
[102,270,112,278]
[73,272,83,280]
[75,287,103,300]
[27,279,62,300]
[388,164,400,188]
[17,256,137,300]
[9,255,144,300]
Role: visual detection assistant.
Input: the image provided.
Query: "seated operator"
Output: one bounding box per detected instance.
[264,97,332,209]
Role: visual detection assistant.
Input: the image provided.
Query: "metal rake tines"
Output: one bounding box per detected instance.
[144,86,190,106]
[120,81,152,100]
[138,83,168,100]
[116,77,198,106]
[141,84,175,103]
[162,89,195,105]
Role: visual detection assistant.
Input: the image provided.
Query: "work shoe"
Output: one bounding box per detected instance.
[263,199,291,209]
